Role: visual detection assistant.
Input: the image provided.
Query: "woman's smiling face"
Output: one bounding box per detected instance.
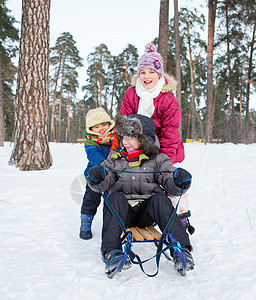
[139,68,160,89]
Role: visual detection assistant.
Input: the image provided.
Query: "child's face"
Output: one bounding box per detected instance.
[122,136,142,151]
[91,122,110,135]
[139,68,160,90]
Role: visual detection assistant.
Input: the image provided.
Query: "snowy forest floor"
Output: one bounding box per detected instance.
[1,142,256,300]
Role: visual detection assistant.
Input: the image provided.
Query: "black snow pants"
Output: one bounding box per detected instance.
[101,192,192,255]
[80,184,101,215]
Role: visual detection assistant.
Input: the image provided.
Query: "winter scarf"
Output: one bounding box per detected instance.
[86,131,119,151]
[135,75,165,118]
[111,148,149,168]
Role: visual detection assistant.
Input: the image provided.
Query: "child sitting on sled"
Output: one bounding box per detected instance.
[87,114,195,275]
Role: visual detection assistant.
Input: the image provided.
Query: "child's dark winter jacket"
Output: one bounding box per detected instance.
[88,150,190,206]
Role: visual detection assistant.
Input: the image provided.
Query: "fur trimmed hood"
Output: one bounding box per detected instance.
[115,114,159,157]
[131,73,177,93]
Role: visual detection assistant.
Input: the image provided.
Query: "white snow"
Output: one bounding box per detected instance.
[1,142,256,300]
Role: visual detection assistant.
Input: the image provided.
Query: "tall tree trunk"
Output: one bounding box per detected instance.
[186,12,196,140]
[225,3,237,144]
[205,0,217,143]
[99,52,103,107]
[57,75,64,142]
[239,76,243,143]
[213,84,217,124]
[186,112,191,140]
[50,53,62,142]
[67,92,70,143]
[110,84,115,118]
[125,54,129,85]
[0,53,4,146]
[9,0,52,170]
[245,20,256,144]
[158,0,169,71]
[174,0,182,138]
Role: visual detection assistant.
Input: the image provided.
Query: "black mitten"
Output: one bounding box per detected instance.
[87,165,108,185]
[173,168,192,189]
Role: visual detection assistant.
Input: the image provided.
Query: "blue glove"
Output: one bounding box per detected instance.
[87,165,108,185]
[173,168,192,189]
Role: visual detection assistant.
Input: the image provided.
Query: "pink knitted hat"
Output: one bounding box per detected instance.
[137,42,164,76]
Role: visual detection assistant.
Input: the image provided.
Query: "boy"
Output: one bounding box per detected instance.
[80,107,118,240]
[87,114,194,275]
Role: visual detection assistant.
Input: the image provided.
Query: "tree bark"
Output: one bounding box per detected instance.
[57,76,63,142]
[50,53,62,142]
[67,92,70,143]
[0,53,4,146]
[186,12,196,139]
[245,20,256,144]
[239,77,243,143]
[158,0,169,71]
[174,0,182,138]
[9,0,52,170]
[99,51,103,107]
[205,0,217,143]
[225,3,237,144]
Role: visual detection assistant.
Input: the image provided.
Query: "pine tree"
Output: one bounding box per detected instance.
[49,32,83,142]
[205,0,218,143]
[0,0,19,146]
[83,44,111,108]
[114,44,138,113]
[174,0,182,138]
[158,0,169,70]
[168,8,206,141]
[9,0,52,170]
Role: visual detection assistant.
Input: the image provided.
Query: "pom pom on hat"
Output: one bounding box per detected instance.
[145,42,157,52]
[137,42,164,76]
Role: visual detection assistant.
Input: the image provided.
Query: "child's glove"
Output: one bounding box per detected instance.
[173,168,192,189]
[87,165,108,185]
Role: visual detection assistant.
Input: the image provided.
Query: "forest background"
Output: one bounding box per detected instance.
[1,0,256,150]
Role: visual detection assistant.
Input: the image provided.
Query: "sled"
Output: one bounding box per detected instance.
[100,180,193,279]
[106,225,188,279]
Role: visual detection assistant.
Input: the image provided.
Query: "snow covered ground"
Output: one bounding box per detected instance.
[1,142,256,300]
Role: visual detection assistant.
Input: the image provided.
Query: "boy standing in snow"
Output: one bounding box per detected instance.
[87,114,194,275]
[80,107,119,240]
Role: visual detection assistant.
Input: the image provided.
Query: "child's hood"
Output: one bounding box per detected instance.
[131,73,177,93]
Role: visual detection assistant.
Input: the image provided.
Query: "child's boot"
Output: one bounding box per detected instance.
[80,214,94,240]
[172,247,195,275]
[104,249,131,276]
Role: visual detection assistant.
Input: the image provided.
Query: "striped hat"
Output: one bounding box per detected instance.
[137,42,164,76]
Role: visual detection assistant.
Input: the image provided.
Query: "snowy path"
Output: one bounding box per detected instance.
[1,142,256,300]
